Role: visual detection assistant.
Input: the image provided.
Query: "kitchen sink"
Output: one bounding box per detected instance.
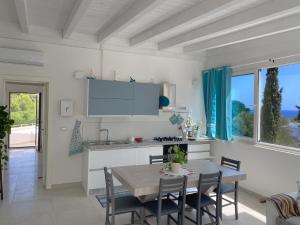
[85,140,129,146]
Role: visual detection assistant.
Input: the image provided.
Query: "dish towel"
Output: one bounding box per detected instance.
[269,194,300,219]
[69,120,83,155]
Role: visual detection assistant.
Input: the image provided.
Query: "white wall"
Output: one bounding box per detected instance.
[0,38,102,186]
[0,37,204,186]
[205,29,300,197]
[212,141,300,196]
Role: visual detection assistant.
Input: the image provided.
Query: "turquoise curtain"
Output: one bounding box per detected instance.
[202,66,232,141]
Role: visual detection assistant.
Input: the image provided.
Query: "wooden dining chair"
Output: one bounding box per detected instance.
[149,154,180,201]
[214,157,241,220]
[149,154,197,201]
[103,167,144,225]
[185,171,222,225]
[143,176,187,225]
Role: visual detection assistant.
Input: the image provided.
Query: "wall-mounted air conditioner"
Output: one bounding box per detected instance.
[0,48,44,66]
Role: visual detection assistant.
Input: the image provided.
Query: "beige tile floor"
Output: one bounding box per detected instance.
[0,149,267,225]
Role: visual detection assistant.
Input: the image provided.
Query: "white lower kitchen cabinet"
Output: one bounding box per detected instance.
[136,146,162,165]
[82,146,163,194]
[188,144,213,160]
[89,148,137,170]
[82,143,212,195]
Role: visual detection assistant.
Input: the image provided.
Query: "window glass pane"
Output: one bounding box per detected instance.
[232,74,255,138]
[259,64,300,149]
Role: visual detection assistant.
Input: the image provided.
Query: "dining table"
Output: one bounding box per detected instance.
[111,159,247,198]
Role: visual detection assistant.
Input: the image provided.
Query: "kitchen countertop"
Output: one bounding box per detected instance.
[84,138,215,151]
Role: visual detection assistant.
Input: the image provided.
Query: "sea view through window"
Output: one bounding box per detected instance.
[259,64,300,149]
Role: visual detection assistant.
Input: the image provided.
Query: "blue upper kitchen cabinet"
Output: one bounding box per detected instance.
[133,83,160,115]
[87,79,134,116]
[89,79,133,99]
[87,79,160,116]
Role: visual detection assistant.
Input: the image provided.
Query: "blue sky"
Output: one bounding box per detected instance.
[232,64,300,111]
[232,74,255,110]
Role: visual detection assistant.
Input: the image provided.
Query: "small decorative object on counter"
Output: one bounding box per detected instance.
[69,120,83,155]
[135,137,143,143]
[168,145,187,173]
[185,113,194,137]
[129,136,135,143]
[194,119,206,139]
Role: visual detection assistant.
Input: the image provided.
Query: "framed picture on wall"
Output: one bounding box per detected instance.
[60,99,73,116]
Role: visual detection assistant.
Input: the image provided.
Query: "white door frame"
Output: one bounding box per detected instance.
[6,83,44,150]
[0,75,53,189]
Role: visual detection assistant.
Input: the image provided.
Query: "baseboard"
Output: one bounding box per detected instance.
[240,186,266,202]
[51,181,82,189]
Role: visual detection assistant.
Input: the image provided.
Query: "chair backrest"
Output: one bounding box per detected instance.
[104,167,115,210]
[197,172,222,208]
[221,156,241,171]
[157,176,187,221]
[149,155,166,164]
[149,154,176,164]
[158,176,187,196]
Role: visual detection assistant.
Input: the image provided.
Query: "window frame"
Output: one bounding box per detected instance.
[232,62,300,152]
[231,72,257,143]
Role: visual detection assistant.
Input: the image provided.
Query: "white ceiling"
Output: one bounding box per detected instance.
[116,0,202,39]
[28,0,77,30]
[1,0,300,54]
[75,0,135,34]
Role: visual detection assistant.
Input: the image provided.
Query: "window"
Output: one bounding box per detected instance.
[259,64,300,149]
[231,73,255,138]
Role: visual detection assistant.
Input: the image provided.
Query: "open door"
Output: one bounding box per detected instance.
[5,82,47,186]
[9,93,39,149]
[35,93,42,152]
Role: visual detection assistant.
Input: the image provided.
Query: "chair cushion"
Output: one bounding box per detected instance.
[168,188,198,199]
[281,216,300,225]
[187,187,198,194]
[185,193,216,209]
[277,217,300,225]
[214,183,235,194]
[143,198,179,216]
[115,195,143,212]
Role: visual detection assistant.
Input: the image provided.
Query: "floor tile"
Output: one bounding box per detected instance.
[0,148,267,225]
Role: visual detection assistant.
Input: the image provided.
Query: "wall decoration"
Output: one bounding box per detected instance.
[60,99,73,116]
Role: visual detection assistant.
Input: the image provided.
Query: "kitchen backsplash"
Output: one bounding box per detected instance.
[81,112,189,141]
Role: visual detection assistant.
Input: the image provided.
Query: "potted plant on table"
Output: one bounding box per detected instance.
[0,105,14,200]
[168,145,187,173]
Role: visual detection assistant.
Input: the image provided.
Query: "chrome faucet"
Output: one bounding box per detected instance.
[99,128,109,142]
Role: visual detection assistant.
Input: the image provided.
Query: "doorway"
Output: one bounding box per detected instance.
[5,82,47,182]
[8,92,42,150]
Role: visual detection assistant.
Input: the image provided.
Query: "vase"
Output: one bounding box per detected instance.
[171,163,181,173]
